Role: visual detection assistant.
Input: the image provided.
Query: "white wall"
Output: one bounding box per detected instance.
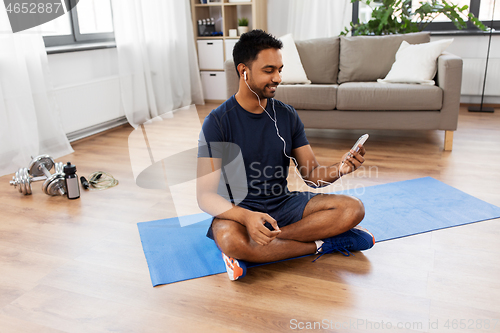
[431,35,500,104]
[47,48,123,135]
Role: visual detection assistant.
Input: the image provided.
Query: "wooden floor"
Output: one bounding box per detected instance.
[1,104,499,333]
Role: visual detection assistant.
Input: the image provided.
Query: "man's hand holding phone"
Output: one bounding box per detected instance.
[339,134,368,176]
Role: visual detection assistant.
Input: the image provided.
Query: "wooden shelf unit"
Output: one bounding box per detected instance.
[191,0,267,42]
[190,0,267,102]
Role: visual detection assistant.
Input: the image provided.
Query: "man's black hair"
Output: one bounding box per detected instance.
[232,29,283,78]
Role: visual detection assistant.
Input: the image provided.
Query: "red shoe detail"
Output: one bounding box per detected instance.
[222,253,246,281]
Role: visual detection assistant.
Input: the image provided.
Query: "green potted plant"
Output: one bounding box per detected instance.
[237,17,249,36]
[341,0,487,36]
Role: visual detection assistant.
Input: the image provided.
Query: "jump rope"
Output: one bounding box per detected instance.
[243,70,351,189]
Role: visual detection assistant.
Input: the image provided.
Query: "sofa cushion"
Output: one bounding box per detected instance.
[379,39,453,85]
[338,32,431,84]
[279,34,311,84]
[275,84,337,111]
[336,82,442,111]
[295,37,340,84]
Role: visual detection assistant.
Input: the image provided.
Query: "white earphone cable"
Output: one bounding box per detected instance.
[244,75,346,188]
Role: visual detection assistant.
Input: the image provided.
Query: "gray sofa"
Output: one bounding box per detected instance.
[224,32,462,150]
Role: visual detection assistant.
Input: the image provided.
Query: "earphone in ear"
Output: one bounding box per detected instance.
[244,71,247,81]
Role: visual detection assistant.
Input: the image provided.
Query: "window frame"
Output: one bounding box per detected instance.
[351,0,500,34]
[43,0,115,48]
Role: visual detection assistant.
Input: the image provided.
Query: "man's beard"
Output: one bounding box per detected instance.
[251,83,278,99]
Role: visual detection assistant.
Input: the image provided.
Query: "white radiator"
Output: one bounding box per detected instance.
[462,58,500,96]
[54,76,122,134]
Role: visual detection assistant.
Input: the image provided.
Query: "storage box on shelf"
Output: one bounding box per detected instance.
[197,40,224,70]
[201,72,227,100]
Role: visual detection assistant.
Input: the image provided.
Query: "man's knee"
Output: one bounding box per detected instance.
[213,220,248,258]
[313,194,365,229]
[215,227,239,254]
[332,194,365,228]
[348,196,365,226]
[308,194,365,225]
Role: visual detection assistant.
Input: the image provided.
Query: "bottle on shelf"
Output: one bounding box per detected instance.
[198,17,219,37]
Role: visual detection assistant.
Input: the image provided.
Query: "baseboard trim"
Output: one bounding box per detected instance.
[460,103,500,109]
[67,116,129,143]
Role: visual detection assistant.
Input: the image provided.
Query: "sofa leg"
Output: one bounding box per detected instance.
[444,131,454,151]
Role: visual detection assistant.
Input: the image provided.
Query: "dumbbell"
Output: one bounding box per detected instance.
[31,155,66,196]
[9,154,54,195]
[10,155,66,196]
[42,161,66,196]
[10,167,33,195]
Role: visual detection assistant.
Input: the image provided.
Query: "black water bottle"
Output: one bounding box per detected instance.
[64,162,80,199]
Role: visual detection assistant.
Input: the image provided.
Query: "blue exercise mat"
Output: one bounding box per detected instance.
[137,177,500,286]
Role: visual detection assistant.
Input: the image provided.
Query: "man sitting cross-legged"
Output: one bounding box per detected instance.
[197,30,375,281]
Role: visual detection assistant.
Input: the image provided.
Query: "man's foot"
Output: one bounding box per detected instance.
[222,252,247,281]
[316,225,375,260]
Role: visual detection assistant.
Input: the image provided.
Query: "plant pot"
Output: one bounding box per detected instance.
[237,26,249,36]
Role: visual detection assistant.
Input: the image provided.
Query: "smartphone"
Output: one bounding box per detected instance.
[351,134,369,152]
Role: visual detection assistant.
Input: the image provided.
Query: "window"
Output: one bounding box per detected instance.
[37,0,115,48]
[412,0,471,22]
[478,0,500,22]
[353,0,500,33]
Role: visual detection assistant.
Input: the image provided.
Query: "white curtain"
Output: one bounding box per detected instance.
[0,9,73,177]
[286,0,352,40]
[111,0,204,128]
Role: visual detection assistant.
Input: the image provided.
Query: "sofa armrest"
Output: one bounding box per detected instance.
[225,59,238,99]
[437,52,463,130]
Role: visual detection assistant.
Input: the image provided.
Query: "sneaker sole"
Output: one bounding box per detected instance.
[354,225,376,248]
[222,253,246,281]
